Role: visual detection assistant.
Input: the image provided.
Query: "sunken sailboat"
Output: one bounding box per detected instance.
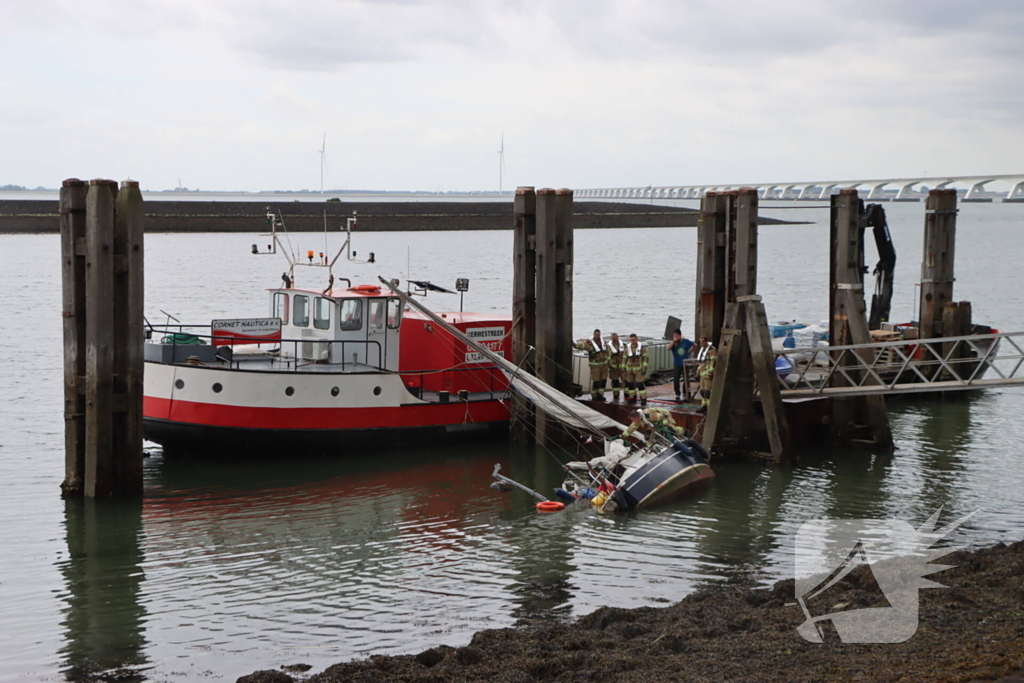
[384,279,716,512]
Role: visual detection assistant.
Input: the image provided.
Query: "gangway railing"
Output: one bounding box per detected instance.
[772,331,1024,399]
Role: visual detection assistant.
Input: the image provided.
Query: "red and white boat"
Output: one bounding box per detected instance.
[143,211,511,453]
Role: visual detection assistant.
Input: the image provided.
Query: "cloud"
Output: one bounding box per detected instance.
[2,0,1023,190]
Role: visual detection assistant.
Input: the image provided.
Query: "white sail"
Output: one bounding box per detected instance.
[381,278,632,437]
[503,370,631,434]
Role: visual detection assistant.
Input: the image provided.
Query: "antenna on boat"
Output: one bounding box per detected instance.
[159,309,179,330]
[254,208,372,289]
[319,132,328,195]
[497,133,506,193]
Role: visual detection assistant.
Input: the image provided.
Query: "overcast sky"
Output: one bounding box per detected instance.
[3,0,1022,192]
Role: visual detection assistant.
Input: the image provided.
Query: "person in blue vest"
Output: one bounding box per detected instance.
[669,328,695,402]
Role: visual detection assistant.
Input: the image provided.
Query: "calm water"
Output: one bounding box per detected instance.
[2,200,1023,681]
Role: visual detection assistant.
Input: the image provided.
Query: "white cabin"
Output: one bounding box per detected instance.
[270,285,402,370]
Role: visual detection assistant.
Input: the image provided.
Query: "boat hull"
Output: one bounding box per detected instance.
[618,447,716,510]
[144,416,507,454]
[143,361,509,454]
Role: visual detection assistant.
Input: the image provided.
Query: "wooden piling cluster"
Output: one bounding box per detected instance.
[919,189,973,381]
[511,187,574,446]
[828,190,894,450]
[919,189,959,339]
[61,179,145,498]
[699,189,790,461]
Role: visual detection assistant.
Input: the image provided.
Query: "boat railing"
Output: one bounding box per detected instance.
[146,324,387,372]
[146,325,511,395]
[397,364,507,401]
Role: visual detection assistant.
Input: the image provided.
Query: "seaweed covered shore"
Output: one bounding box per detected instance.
[239,540,1024,683]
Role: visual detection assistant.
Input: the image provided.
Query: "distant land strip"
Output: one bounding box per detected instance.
[0,200,797,233]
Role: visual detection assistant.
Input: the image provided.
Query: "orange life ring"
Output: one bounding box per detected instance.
[348,284,382,293]
[536,501,565,513]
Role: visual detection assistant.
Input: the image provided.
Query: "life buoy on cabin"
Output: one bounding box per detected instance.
[348,284,382,293]
[536,501,565,513]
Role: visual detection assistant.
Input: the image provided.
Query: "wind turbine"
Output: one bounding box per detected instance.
[319,132,328,194]
[497,133,506,193]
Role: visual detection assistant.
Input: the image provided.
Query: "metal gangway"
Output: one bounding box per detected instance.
[773,331,1024,399]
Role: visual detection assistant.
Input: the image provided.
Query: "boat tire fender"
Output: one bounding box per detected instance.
[553,489,577,504]
[687,438,710,462]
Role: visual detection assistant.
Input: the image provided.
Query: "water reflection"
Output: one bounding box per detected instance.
[60,499,148,682]
[49,389,1022,681]
[502,443,578,625]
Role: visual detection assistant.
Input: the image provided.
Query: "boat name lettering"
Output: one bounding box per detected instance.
[211,318,283,346]
[466,327,505,341]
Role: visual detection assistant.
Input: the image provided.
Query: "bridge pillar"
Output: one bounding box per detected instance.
[829,189,894,451]
[1005,180,1024,202]
[963,179,994,202]
[867,182,891,201]
[894,181,922,202]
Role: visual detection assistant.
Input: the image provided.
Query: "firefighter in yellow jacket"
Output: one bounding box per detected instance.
[606,332,626,401]
[622,333,648,404]
[573,329,610,401]
[695,335,716,412]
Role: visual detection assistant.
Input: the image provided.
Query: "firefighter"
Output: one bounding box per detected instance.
[573,328,610,401]
[622,333,648,404]
[695,335,716,412]
[620,408,688,442]
[606,332,626,400]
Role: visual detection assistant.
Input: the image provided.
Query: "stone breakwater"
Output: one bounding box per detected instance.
[0,200,795,233]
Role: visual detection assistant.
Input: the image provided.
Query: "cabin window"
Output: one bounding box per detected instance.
[368,299,386,330]
[273,292,289,323]
[387,298,402,329]
[293,295,309,327]
[339,299,363,331]
[314,296,331,330]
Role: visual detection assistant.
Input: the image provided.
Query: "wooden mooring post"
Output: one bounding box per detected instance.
[701,189,790,461]
[695,192,728,346]
[511,187,537,442]
[61,179,145,498]
[533,188,574,446]
[918,189,973,383]
[829,189,894,450]
[919,189,959,340]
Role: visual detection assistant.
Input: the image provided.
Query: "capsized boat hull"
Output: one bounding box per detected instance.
[618,446,716,510]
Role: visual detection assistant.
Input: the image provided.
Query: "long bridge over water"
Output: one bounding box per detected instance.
[576,173,1024,202]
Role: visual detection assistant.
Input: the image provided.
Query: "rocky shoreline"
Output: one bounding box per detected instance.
[239,540,1024,683]
[0,199,797,233]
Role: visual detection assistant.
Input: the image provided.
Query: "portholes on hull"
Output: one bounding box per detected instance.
[330,387,340,397]
[285,386,295,397]
[212,383,223,393]
[174,379,184,389]
[373,386,382,396]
